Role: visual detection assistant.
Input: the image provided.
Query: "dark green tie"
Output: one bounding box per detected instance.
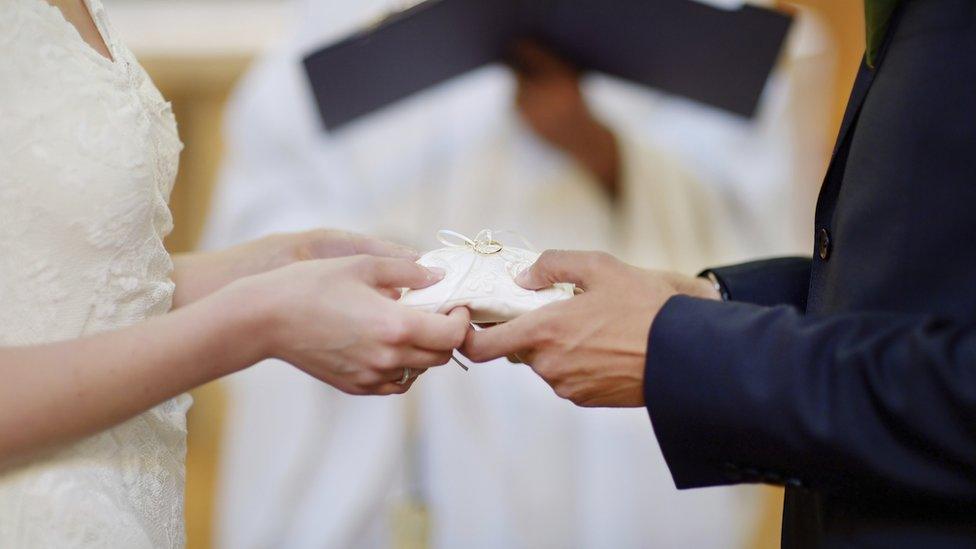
[865,0,901,67]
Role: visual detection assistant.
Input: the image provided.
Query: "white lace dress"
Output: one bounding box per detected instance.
[0,0,191,546]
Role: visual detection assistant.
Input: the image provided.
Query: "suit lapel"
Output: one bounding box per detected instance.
[830,0,904,158]
[812,4,904,250]
[831,61,876,158]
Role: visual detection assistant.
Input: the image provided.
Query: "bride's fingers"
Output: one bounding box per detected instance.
[348,233,420,260]
[377,287,402,300]
[365,257,444,289]
[374,383,411,396]
[400,347,454,368]
[298,229,419,260]
[373,370,426,395]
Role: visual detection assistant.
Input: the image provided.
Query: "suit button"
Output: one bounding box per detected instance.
[817,228,831,261]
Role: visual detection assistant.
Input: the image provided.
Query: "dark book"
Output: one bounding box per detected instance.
[303,0,793,130]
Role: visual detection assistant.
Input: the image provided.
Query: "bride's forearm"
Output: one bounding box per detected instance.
[0,286,269,469]
[170,230,420,310]
[170,251,236,310]
[170,235,298,310]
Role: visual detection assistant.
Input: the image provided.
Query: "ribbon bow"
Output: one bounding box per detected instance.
[438,229,504,254]
[437,229,534,255]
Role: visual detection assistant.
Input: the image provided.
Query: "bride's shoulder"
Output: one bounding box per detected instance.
[2,0,62,40]
[1,0,110,117]
[1,0,96,76]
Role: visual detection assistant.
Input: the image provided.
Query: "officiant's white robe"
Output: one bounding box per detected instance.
[203,1,834,547]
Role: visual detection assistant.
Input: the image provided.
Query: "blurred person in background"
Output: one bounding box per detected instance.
[204,0,834,547]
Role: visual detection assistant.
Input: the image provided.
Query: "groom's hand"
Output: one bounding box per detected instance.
[461,251,719,407]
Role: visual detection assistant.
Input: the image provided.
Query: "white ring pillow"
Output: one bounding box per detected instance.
[399,230,574,323]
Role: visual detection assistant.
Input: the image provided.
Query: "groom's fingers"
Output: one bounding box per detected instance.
[398,307,470,351]
[462,313,543,363]
[516,250,615,291]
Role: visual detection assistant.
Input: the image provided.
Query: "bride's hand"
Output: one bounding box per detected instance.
[171,229,418,309]
[226,255,469,395]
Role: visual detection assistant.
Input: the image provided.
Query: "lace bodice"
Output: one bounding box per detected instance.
[0,1,191,546]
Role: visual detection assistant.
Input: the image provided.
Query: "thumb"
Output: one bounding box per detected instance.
[361,257,445,290]
[461,314,537,364]
[515,250,612,291]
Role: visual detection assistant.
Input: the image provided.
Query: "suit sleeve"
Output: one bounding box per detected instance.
[644,296,976,502]
[705,257,811,311]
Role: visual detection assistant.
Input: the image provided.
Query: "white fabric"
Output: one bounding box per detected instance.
[204,1,834,548]
[0,1,189,547]
[400,231,573,323]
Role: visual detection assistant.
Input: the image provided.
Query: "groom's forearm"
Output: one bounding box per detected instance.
[646,295,976,500]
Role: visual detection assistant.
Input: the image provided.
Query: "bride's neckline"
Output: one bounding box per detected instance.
[39,0,119,68]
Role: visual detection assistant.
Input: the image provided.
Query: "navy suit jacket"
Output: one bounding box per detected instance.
[644,1,976,547]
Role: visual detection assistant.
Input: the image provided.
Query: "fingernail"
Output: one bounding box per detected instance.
[427,267,446,280]
[515,269,530,286]
[402,247,421,260]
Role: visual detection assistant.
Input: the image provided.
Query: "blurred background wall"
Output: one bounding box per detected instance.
[102,1,865,547]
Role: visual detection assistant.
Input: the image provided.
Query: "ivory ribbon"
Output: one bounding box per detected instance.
[436,229,536,255]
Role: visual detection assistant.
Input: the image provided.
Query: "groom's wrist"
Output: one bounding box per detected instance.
[696,271,728,301]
